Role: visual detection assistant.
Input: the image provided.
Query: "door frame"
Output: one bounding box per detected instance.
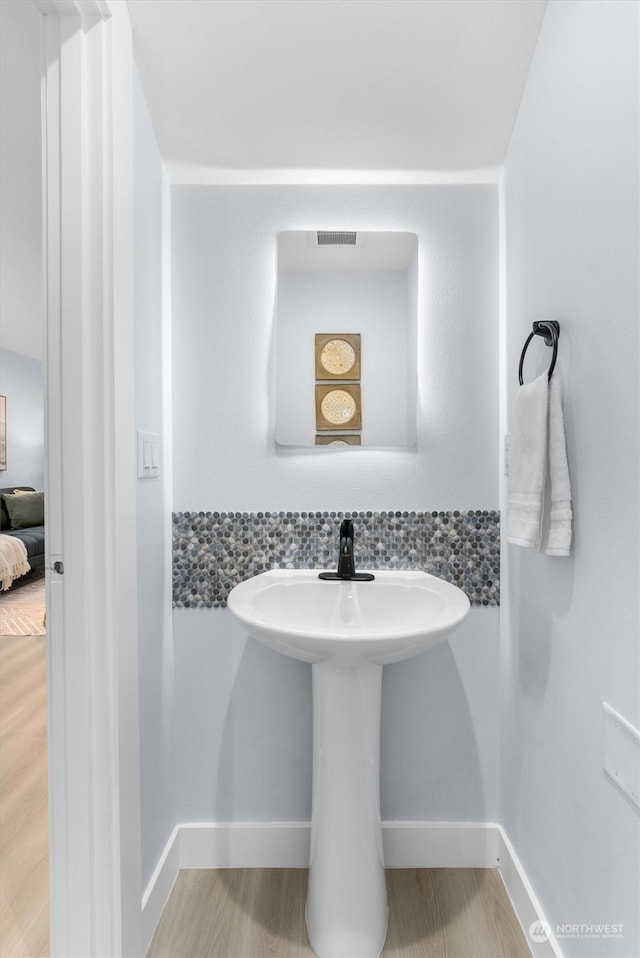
[35,1,142,953]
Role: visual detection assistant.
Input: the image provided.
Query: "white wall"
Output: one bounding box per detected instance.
[133,71,176,891]
[172,185,500,827]
[172,186,498,511]
[0,349,44,490]
[501,2,639,955]
[0,0,43,361]
[173,607,499,826]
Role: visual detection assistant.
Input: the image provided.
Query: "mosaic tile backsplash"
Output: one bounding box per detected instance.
[173,510,500,609]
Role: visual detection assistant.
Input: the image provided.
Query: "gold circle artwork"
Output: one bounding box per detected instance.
[320,339,356,376]
[320,389,356,425]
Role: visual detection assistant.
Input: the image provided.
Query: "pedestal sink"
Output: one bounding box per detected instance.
[227,569,470,958]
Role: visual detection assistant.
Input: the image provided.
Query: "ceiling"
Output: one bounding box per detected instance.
[127,0,547,185]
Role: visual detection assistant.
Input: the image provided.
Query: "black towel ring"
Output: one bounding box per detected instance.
[518,320,560,386]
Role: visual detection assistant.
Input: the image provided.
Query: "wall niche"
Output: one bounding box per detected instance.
[275,230,418,449]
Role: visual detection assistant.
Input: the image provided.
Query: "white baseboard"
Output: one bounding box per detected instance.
[497,826,562,958]
[383,820,500,867]
[179,821,311,868]
[141,821,559,958]
[141,826,181,951]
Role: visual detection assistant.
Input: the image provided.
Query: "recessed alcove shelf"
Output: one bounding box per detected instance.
[275,230,418,448]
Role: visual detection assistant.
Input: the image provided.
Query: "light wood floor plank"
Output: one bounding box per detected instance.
[0,633,49,958]
[147,868,531,958]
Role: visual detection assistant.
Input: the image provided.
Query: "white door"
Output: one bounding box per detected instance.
[38,1,142,954]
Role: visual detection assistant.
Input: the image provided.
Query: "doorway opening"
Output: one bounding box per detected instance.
[0,0,49,953]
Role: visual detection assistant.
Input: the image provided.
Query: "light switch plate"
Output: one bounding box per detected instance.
[137,430,160,479]
[603,702,640,807]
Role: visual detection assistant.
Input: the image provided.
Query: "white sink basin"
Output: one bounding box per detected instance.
[227,569,470,666]
[227,568,470,958]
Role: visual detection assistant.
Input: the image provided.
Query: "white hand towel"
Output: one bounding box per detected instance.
[507,372,572,555]
[506,372,549,550]
[543,377,573,555]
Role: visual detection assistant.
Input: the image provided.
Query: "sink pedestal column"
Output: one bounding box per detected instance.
[306,660,387,958]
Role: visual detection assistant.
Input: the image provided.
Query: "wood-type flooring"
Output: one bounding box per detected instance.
[148,866,532,958]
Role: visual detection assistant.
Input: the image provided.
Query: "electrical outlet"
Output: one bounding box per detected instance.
[504,434,510,477]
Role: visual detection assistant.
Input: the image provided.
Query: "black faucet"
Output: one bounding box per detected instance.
[337,518,356,578]
[319,518,375,582]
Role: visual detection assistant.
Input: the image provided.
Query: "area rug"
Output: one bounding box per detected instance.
[0,570,46,636]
